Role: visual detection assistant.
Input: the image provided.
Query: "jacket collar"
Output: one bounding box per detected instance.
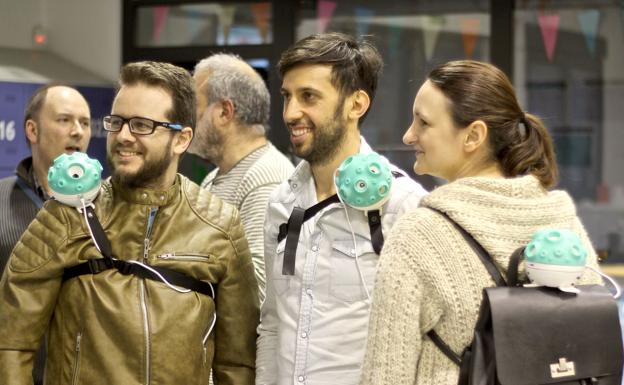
[15,156,48,200]
[111,174,181,207]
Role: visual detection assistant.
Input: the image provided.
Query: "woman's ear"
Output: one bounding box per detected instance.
[346,90,371,120]
[463,120,488,153]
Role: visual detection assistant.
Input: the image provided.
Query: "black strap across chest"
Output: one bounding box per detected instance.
[277,171,403,276]
[62,206,217,299]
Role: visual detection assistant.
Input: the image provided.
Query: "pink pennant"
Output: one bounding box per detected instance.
[577,10,600,56]
[538,13,560,62]
[251,3,271,42]
[317,0,337,33]
[152,6,170,43]
[461,19,480,59]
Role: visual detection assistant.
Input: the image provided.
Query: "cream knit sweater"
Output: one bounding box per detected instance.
[360,175,602,385]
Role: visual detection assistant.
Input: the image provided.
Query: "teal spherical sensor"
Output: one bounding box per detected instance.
[524,229,587,289]
[335,153,392,211]
[48,152,103,208]
[525,229,587,266]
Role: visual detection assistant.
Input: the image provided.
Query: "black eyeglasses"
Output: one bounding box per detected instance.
[102,115,183,135]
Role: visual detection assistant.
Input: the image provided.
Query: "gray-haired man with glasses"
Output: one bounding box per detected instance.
[0,61,259,385]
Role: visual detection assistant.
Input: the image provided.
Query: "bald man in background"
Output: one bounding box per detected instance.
[0,83,91,385]
[189,54,294,302]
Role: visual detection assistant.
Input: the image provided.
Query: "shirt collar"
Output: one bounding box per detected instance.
[287,135,373,190]
[16,157,49,201]
[285,136,374,205]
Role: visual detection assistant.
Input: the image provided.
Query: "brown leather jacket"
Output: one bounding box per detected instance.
[0,175,259,385]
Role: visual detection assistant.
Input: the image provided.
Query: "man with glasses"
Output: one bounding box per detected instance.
[0,61,259,385]
[0,83,91,385]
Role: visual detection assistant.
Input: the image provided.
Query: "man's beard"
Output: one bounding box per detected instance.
[295,99,348,166]
[189,115,224,165]
[107,138,174,189]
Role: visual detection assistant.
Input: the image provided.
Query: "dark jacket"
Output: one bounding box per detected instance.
[0,157,45,272]
[0,174,259,385]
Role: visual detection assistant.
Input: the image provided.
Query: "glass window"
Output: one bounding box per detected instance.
[295,0,490,190]
[514,0,624,262]
[135,2,272,47]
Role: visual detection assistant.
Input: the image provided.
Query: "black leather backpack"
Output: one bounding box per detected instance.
[428,209,624,385]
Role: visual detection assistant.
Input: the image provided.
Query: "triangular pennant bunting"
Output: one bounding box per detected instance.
[461,18,480,59]
[355,7,374,37]
[219,5,237,44]
[152,6,170,43]
[422,16,445,61]
[538,12,560,62]
[317,0,337,33]
[388,25,402,58]
[251,3,271,43]
[577,10,600,56]
[185,10,205,42]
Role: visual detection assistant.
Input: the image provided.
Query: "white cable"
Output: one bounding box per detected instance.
[334,170,372,301]
[81,198,101,253]
[80,199,214,297]
[344,207,371,301]
[585,265,621,299]
[202,312,218,344]
[126,260,192,294]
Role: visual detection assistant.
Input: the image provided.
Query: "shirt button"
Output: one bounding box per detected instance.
[293,183,298,189]
[298,375,305,382]
[351,248,356,255]
[142,193,148,199]
[306,288,313,295]
[311,245,318,252]
[160,195,165,200]
[301,331,308,338]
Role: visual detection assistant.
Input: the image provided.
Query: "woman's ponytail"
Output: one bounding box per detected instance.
[498,113,558,189]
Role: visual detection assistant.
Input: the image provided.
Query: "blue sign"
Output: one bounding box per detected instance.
[0,81,114,179]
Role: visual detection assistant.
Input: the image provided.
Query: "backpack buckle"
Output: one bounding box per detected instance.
[550,358,575,378]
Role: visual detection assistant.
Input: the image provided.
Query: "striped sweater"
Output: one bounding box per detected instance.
[201,142,294,302]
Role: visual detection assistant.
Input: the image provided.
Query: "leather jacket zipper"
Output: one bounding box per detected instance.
[72,332,82,385]
[141,207,158,385]
[157,253,211,262]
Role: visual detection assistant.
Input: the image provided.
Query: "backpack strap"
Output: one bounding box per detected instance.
[63,205,217,299]
[425,207,507,365]
[277,171,406,275]
[367,210,383,254]
[428,208,506,286]
[427,329,462,365]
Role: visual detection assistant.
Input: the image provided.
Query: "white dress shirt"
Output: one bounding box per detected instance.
[257,137,427,385]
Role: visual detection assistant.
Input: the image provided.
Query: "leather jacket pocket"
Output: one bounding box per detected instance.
[329,239,377,302]
[270,240,291,295]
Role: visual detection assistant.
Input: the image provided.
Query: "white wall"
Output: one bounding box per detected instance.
[0,0,120,83]
[0,0,45,49]
[45,0,121,82]
[601,9,624,189]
